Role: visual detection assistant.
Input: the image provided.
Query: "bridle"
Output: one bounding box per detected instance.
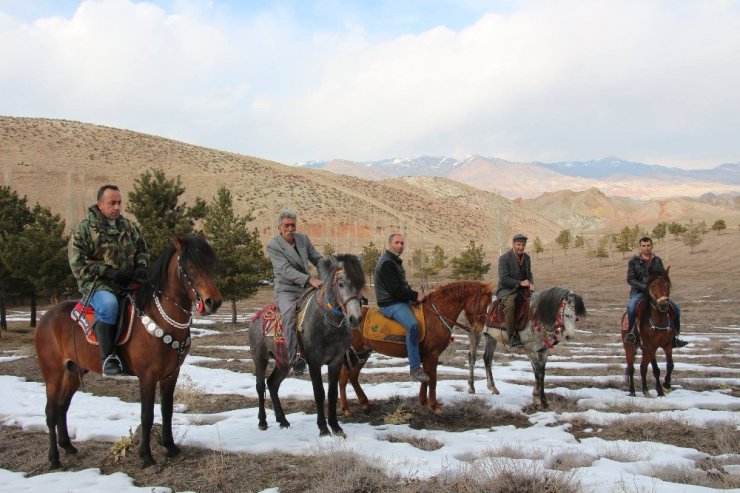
[533,294,577,348]
[315,267,362,328]
[425,287,490,334]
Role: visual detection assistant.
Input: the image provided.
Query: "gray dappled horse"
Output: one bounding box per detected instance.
[467,287,586,409]
[249,254,365,437]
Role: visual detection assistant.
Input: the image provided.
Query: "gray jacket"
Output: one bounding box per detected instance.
[266,233,323,295]
[496,249,533,299]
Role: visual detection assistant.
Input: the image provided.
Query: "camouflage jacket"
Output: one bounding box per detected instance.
[68,205,149,295]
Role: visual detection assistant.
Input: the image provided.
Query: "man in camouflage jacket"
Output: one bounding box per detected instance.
[69,184,149,376]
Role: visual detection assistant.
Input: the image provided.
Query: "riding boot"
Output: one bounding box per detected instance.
[93,321,122,376]
[623,325,638,345]
[507,326,522,348]
[672,318,688,348]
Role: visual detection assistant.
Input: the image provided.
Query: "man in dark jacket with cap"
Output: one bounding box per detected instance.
[496,233,534,347]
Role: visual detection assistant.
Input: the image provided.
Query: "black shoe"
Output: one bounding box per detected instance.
[292,357,307,376]
[102,355,123,376]
[510,333,522,348]
[410,367,429,383]
[672,337,688,348]
[624,333,637,345]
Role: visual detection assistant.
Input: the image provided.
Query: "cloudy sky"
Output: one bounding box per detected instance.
[1,0,739,168]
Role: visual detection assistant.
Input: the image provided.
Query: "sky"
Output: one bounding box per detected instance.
[1,309,739,492]
[1,1,740,170]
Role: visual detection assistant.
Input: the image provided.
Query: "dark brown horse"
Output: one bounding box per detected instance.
[339,280,494,415]
[621,266,675,397]
[34,235,222,469]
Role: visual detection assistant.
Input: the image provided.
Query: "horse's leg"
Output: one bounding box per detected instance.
[266,365,291,428]
[651,354,664,397]
[326,363,345,437]
[42,370,65,469]
[529,349,548,409]
[340,361,369,415]
[639,350,652,397]
[484,335,499,395]
[138,377,158,467]
[56,368,82,455]
[624,342,636,397]
[308,361,330,436]
[467,332,480,394]
[424,356,443,414]
[159,371,182,458]
[664,345,674,391]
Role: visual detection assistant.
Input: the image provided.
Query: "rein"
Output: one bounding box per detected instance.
[315,268,361,328]
[424,287,487,334]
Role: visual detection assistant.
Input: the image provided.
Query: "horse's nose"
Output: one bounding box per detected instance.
[204,297,222,314]
[348,314,359,327]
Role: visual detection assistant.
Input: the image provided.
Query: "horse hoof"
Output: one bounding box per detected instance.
[319,429,331,437]
[62,444,78,455]
[340,408,353,416]
[279,421,290,429]
[141,456,156,468]
[49,460,61,470]
[258,422,268,431]
[333,429,347,439]
[166,445,181,458]
[467,387,476,395]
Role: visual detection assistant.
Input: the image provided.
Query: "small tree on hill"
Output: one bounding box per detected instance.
[615,226,634,259]
[203,187,270,323]
[450,241,490,280]
[668,222,686,240]
[711,219,727,234]
[322,243,336,256]
[430,245,447,280]
[652,222,668,242]
[128,169,206,260]
[682,220,704,253]
[533,237,544,260]
[361,241,382,277]
[555,229,571,253]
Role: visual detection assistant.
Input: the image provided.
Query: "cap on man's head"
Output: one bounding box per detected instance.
[512,233,528,242]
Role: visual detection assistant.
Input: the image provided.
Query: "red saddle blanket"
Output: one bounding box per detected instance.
[70,302,135,346]
[486,298,530,332]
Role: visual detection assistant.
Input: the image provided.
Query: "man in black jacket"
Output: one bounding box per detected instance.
[374,234,429,382]
[625,236,686,347]
[496,233,534,348]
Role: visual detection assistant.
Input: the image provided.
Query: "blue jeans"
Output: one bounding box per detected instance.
[381,303,421,370]
[89,290,119,325]
[627,293,681,331]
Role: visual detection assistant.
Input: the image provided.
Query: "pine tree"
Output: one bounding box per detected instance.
[682,220,703,253]
[450,241,490,280]
[361,242,382,277]
[127,169,206,260]
[615,226,633,259]
[711,219,727,234]
[0,186,35,329]
[203,187,270,323]
[555,229,572,252]
[533,237,545,260]
[430,245,447,279]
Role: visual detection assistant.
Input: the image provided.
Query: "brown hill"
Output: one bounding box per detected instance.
[0,116,560,254]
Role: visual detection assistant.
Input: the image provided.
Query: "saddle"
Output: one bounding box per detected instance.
[70,296,135,346]
[485,298,530,332]
[361,304,426,345]
[621,299,677,334]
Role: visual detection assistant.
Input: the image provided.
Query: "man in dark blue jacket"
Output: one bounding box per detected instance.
[374,234,429,382]
[625,236,686,347]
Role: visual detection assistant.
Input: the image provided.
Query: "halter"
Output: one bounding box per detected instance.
[315,268,361,328]
[533,295,575,348]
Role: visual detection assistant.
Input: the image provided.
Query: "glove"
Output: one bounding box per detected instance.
[133,267,148,282]
[104,267,132,287]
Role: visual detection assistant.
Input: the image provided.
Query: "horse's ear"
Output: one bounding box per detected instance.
[317,256,335,281]
[665,265,670,276]
[196,230,205,239]
[174,235,184,252]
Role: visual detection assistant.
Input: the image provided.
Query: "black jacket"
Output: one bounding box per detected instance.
[627,254,666,297]
[496,249,533,299]
[374,251,418,307]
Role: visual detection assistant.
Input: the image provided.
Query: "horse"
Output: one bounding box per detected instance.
[621,267,675,397]
[467,287,586,409]
[249,254,365,437]
[34,235,222,469]
[339,280,495,415]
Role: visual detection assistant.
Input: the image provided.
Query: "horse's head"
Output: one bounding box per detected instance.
[647,266,671,313]
[317,254,365,329]
[560,291,587,341]
[174,234,223,315]
[530,287,586,343]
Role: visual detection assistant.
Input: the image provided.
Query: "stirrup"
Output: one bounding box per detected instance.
[102,354,123,376]
[672,337,688,348]
[623,332,637,345]
[509,333,522,347]
[292,357,307,376]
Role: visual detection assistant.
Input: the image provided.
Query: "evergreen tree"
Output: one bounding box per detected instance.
[615,226,634,258]
[203,187,270,323]
[555,229,572,252]
[595,235,610,258]
[361,241,382,277]
[574,234,585,249]
[127,169,206,260]
[322,243,336,256]
[668,221,686,240]
[430,245,447,278]
[0,186,35,329]
[652,222,668,241]
[450,241,490,280]
[533,237,544,260]
[0,205,74,327]
[682,220,704,253]
[711,219,727,234]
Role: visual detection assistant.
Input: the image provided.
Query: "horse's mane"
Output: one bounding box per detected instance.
[318,254,366,291]
[530,287,587,325]
[135,234,217,307]
[427,280,494,301]
[646,270,671,293]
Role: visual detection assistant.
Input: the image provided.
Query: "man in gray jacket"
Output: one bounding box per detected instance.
[266,210,324,375]
[496,233,534,348]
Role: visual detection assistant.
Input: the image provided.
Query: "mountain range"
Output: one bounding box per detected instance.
[1,116,738,254]
[299,156,740,200]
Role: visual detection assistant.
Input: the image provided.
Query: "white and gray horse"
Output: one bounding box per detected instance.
[467,287,586,408]
[249,254,365,436]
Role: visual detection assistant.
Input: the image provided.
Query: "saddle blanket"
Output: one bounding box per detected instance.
[362,304,426,345]
[70,301,135,346]
[486,298,530,331]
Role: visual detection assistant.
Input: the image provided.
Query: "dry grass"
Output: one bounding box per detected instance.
[379,431,444,451]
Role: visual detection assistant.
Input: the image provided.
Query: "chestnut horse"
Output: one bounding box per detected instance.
[34,235,222,469]
[339,280,494,415]
[621,267,675,397]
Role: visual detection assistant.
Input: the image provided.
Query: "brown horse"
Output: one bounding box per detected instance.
[34,235,222,469]
[339,280,494,415]
[621,266,675,397]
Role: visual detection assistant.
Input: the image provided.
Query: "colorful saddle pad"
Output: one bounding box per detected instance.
[362,304,426,345]
[485,298,530,331]
[70,301,135,346]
